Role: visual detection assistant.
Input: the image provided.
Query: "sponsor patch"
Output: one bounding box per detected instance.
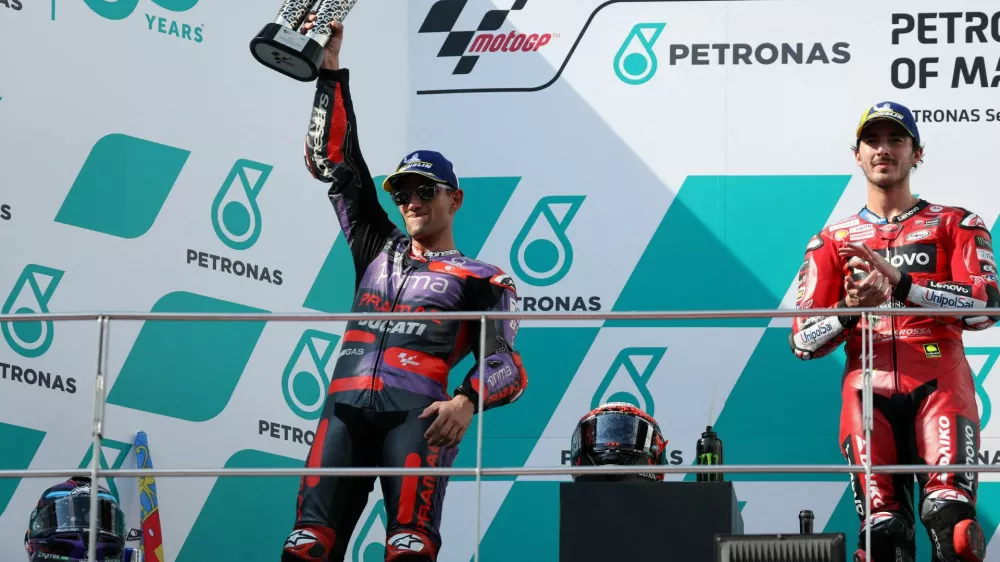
[888,244,937,273]
[975,236,993,251]
[849,224,874,234]
[923,343,942,358]
[927,280,971,296]
[961,213,988,231]
[977,249,995,264]
[834,229,849,241]
[829,218,860,231]
[929,205,944,213]
[850,231,875,242]
[905,229,931,242]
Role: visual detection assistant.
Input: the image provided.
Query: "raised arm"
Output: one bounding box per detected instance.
[302,20,400,271]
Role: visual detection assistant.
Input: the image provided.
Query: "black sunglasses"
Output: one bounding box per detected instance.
[390,183,453,206]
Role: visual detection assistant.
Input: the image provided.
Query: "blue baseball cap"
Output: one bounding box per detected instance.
[855,101,921,147]
[381,150,460,192]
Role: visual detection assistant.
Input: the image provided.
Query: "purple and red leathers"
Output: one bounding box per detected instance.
[790,200,1000,562]
[281,67,528,562]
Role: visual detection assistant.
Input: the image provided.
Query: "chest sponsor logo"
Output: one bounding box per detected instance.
[888,243,937,273]
[849,224,873,234]
[851,230,875,242]
[905,229,932,242]
[829,218,859,231]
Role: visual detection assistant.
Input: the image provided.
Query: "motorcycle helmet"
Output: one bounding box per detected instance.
[24,476,127,561]
[570,402,666,482]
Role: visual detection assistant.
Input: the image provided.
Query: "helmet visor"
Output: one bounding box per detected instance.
[572,411,661,459]
[29,493,126,539]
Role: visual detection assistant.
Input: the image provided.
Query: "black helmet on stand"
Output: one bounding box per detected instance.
[570,402,666,482]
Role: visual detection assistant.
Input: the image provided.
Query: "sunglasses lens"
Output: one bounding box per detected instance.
[417,186,438,200]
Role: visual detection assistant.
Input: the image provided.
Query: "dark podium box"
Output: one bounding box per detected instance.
[559,480,744,562]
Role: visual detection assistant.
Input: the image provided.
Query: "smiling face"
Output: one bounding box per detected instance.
[389,173,463,240]
[855,120,923,190]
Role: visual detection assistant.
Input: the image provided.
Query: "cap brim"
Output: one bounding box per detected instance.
[856,116,915,140]
[382,170,451,192]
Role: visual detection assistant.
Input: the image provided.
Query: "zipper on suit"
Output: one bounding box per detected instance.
[368,262,414,408]
[885,237,900,393]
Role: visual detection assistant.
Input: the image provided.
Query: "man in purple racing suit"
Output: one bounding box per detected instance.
[281,17,529,562]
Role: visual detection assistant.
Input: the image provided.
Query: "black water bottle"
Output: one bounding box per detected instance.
[695,425,723,482]
[799,510,815,534]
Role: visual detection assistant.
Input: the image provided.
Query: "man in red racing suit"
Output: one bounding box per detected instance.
[281,17,528,562]
[790,101,1000,562]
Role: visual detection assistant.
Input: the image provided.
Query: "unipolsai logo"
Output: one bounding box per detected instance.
[591,347,667,416]
[614,23,666,86]
[2,265,64,358]
[510,195,602,313]
[282,330,342,421]
[83,0,204,43]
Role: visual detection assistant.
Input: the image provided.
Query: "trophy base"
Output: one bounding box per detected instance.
[250,22,325,82]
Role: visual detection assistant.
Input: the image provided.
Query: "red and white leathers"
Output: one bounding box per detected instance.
[790,199,1000,562]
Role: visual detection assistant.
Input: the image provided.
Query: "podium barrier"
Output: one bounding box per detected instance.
[1,306,996,562]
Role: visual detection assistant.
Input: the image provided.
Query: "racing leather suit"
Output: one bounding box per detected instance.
[282,68,528,562]
[790,199,1000,562]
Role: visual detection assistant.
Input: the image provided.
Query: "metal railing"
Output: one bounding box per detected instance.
[2,306,998,562]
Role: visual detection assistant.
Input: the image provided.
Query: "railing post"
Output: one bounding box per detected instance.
[88,316,111,562]
[861,312,874,562]
[474,314,486,562]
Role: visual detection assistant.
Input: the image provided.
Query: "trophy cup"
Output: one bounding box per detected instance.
[250,0,359,82]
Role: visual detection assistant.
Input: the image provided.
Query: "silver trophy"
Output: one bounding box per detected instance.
[250,0,359,82]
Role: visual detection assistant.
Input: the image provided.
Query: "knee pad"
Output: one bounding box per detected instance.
[282,525,336,562]
[855,512,915,562]
[920,491,985,562]
[386,530,437,562]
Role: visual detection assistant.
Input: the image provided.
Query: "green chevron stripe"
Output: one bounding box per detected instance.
[609,175,851,327]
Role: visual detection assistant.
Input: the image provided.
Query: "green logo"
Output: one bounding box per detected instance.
[592,347,666,416]
[352,499,387,562]
[283,330,341,420]
[78,439,133,502]
[510,195,585,287]
[212,159,272,251]
[614,23,666,86]
[2,265,65,358]
[84,0,198,21]
[968,347,1000,430]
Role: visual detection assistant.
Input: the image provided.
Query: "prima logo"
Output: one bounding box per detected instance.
[2,265,65,358]
[614,23,666,86]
